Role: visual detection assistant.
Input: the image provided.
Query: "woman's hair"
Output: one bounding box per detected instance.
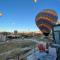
[37,43,45,52]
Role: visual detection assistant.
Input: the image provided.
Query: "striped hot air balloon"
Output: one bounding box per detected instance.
[35,9,58,36]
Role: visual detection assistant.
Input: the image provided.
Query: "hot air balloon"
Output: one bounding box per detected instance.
[35,9,58,36]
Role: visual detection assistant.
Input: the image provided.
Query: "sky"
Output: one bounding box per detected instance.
[0,0,60,32]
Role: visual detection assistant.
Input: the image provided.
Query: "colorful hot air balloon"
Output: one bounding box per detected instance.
[35,9,58,36]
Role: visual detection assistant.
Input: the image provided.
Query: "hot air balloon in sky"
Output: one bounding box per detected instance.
[35,9,58,36]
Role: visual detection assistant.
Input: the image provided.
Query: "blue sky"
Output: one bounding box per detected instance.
[0,0,60,32]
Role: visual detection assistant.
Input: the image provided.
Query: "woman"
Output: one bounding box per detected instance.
[27,43,47,60]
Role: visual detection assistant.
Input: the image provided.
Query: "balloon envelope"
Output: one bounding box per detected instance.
[35,9,58,36]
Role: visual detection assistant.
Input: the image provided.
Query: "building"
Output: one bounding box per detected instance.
[0,33,6,42]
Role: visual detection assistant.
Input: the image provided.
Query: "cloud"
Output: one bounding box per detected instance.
[0,12,3,16]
